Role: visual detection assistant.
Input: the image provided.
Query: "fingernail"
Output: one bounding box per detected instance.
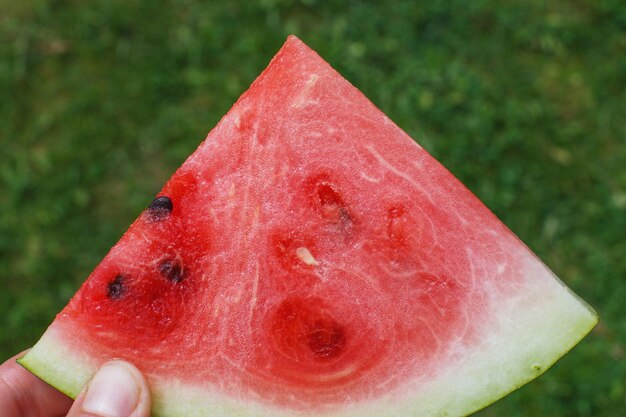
[82,362,140,417]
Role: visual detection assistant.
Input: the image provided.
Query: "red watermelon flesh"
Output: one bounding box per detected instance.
[19,36,597,417]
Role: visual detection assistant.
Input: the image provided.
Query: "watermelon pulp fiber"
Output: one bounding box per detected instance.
[19,36,597,417]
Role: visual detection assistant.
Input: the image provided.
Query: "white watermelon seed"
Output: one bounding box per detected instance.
[295,247,319,266]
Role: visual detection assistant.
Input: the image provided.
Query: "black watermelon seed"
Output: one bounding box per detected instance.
[107,275,126,300]
[147,196,173,221]
[159,259,185,283]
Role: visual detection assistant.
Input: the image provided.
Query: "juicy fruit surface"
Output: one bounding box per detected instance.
[22,36,597,416]
[56,37,509,407]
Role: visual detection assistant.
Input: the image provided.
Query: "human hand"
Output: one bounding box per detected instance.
[0,350,151,417]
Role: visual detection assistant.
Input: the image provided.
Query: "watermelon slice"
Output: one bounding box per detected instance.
[19,36,597,417]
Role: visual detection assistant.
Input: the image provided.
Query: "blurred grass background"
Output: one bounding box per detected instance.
[1,0,624,415]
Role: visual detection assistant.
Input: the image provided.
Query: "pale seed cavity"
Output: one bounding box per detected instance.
[386,205,406,241]
[147,196,173,221]
[316,181,353,228]
[106,275,126,300]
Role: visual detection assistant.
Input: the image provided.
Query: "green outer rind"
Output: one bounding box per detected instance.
[17,257,598,417]
[17,339,89,400]
[464,320,597,417]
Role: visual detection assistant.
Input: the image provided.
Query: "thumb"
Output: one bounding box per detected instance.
[67,361,151,417]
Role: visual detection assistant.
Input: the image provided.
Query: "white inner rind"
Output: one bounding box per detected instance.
[19,255,597,417]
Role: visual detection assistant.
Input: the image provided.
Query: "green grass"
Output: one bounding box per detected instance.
[1,0,624,416]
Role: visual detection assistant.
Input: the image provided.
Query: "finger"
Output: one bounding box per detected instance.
[67,360,151,417]
[0,350,73,417]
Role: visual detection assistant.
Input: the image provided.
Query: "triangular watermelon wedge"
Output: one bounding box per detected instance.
[19,36,597,417]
